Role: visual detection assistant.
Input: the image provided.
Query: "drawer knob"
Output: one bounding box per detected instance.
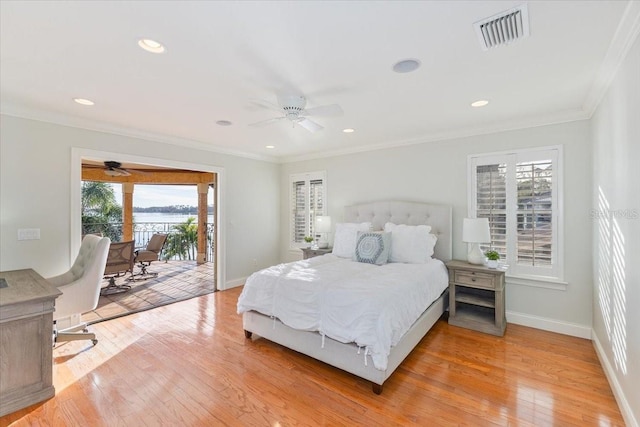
[471,278,476,282]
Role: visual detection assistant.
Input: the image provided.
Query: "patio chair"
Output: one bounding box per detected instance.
[132,233,168,280]
[101,240,135,296]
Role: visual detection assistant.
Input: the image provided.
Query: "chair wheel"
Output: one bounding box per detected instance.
[92,339,98,346]
[83,328,89,333]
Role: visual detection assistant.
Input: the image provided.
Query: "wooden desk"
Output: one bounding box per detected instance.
[0,269,62,416]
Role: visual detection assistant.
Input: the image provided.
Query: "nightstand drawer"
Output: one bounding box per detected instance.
[454,270,495,289]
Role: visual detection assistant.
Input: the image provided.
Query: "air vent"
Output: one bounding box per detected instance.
[474,4,530,51]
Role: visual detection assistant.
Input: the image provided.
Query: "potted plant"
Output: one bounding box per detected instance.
[304,236,314,248]
[485,250,500,269]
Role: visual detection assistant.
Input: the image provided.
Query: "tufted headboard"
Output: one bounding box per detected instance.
[344,200,452,261]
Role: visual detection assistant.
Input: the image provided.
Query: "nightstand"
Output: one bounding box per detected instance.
[446,260,506,336]
[301,247,332,259]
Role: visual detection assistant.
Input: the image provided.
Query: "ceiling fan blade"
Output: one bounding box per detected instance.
[129,169,150,176]
[249,98,283,114]
[114,168,132,177]
[297,118,323,133]
[303,104,343,117]
[248,116,286,128]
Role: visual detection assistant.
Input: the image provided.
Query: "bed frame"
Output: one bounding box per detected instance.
[243,200,452,394]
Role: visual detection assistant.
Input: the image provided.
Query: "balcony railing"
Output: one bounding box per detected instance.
[82,222,215,262]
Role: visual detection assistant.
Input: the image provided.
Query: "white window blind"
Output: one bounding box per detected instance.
[290,171,326,248]
[469,147,562,280]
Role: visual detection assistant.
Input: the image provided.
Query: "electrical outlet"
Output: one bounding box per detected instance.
[18,228,41,240]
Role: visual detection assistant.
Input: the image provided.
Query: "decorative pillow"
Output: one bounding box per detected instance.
[353,231,391,265]
[383,223,437,263]
[332,222,372,258]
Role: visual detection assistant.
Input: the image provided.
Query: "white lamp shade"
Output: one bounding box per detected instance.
[462,218,491,243]
[315,216,332,233]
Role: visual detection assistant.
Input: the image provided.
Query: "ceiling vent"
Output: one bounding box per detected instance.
[474,4,530,51]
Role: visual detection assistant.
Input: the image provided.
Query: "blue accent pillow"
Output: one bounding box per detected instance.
[353,232,391,265]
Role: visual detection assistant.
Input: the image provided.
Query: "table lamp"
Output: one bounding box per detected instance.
[462,218,491,265]
[315,216,332,249]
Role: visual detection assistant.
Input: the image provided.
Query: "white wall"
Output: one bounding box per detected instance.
[591,35,639,427]
[0,115,281,288]
[281,120,593,333]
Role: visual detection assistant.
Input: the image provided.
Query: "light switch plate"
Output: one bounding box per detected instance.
[18,228,41,240]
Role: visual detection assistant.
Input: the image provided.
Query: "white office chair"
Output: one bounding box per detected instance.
[47,234,110,346]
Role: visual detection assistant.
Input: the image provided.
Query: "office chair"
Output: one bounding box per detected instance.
[47,234,110,345]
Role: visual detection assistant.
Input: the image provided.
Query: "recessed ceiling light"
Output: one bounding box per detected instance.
[73,98,94,106]
[342,128,355,133]
[138,38,166,54]
[215,120,233,126]
[471,100,489,107]
[265,145,275,149]
[392,59,421,73]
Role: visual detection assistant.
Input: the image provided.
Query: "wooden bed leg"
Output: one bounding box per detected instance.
[372,383,383,395]
[244,330,252,339]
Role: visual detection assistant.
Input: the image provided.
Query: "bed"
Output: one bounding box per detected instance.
[238,200,452,394]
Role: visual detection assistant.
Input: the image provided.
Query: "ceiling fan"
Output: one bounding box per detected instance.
[248,94,343,132]
[83,161,133,177]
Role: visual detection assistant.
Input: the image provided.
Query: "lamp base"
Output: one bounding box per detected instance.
[467,243,486,265]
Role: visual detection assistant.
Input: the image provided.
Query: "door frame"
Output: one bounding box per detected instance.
[71,147,225,290]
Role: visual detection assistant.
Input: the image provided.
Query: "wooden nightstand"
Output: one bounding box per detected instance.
[301,247,332,259]
[446,260,506,336]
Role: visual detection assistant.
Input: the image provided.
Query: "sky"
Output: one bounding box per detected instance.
[110,184,211,208]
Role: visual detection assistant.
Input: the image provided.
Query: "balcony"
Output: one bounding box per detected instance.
[82,221,215,262]
[81,221,216,323]
[83,259,216,324]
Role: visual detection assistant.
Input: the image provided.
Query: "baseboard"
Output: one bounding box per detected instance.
[223,276,247,290]
[506,310,591,338]
[592,332,639,427]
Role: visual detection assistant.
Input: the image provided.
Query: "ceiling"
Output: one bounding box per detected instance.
[1,1,637,163]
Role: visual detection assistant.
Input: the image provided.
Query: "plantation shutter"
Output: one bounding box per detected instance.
[292,179,307,244]
[476,163,507,259]
[470,147,561,279]
[516,159,553,266]
[290,172,327,248]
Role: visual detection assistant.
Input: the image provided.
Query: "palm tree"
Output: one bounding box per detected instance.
[164,217,198,260]
[81,181,123,241]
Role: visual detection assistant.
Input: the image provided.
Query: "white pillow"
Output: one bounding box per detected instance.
[384,222,438,263]
[332,222,372,258]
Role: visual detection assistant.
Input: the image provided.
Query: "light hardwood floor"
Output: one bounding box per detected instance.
[1,287,624,426]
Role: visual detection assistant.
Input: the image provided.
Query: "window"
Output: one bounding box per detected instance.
[290,171,326,249]
[468,146,563,280]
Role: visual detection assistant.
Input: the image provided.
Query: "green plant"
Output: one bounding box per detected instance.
[304,236,314,243]
[485,250,500,261]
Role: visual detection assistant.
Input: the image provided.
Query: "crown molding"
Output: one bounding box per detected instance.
[280,108,589,163]
[0,103,279,164]
[582,0,640,117]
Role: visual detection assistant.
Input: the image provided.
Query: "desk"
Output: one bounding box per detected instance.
[0,269,62,416]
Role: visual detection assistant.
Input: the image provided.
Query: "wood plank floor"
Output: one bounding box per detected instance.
[1,287,623,426]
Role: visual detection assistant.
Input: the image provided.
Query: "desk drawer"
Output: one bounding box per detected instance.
[454,270,496,289]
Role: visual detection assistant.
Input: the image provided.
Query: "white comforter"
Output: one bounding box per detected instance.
[237,254,448,370]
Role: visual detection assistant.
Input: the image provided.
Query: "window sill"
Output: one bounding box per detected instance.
[505,274,568,291]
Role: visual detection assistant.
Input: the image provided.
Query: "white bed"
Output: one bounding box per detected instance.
[239,201,452,394]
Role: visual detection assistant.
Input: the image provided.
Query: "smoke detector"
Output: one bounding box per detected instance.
[474,4,530,51]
